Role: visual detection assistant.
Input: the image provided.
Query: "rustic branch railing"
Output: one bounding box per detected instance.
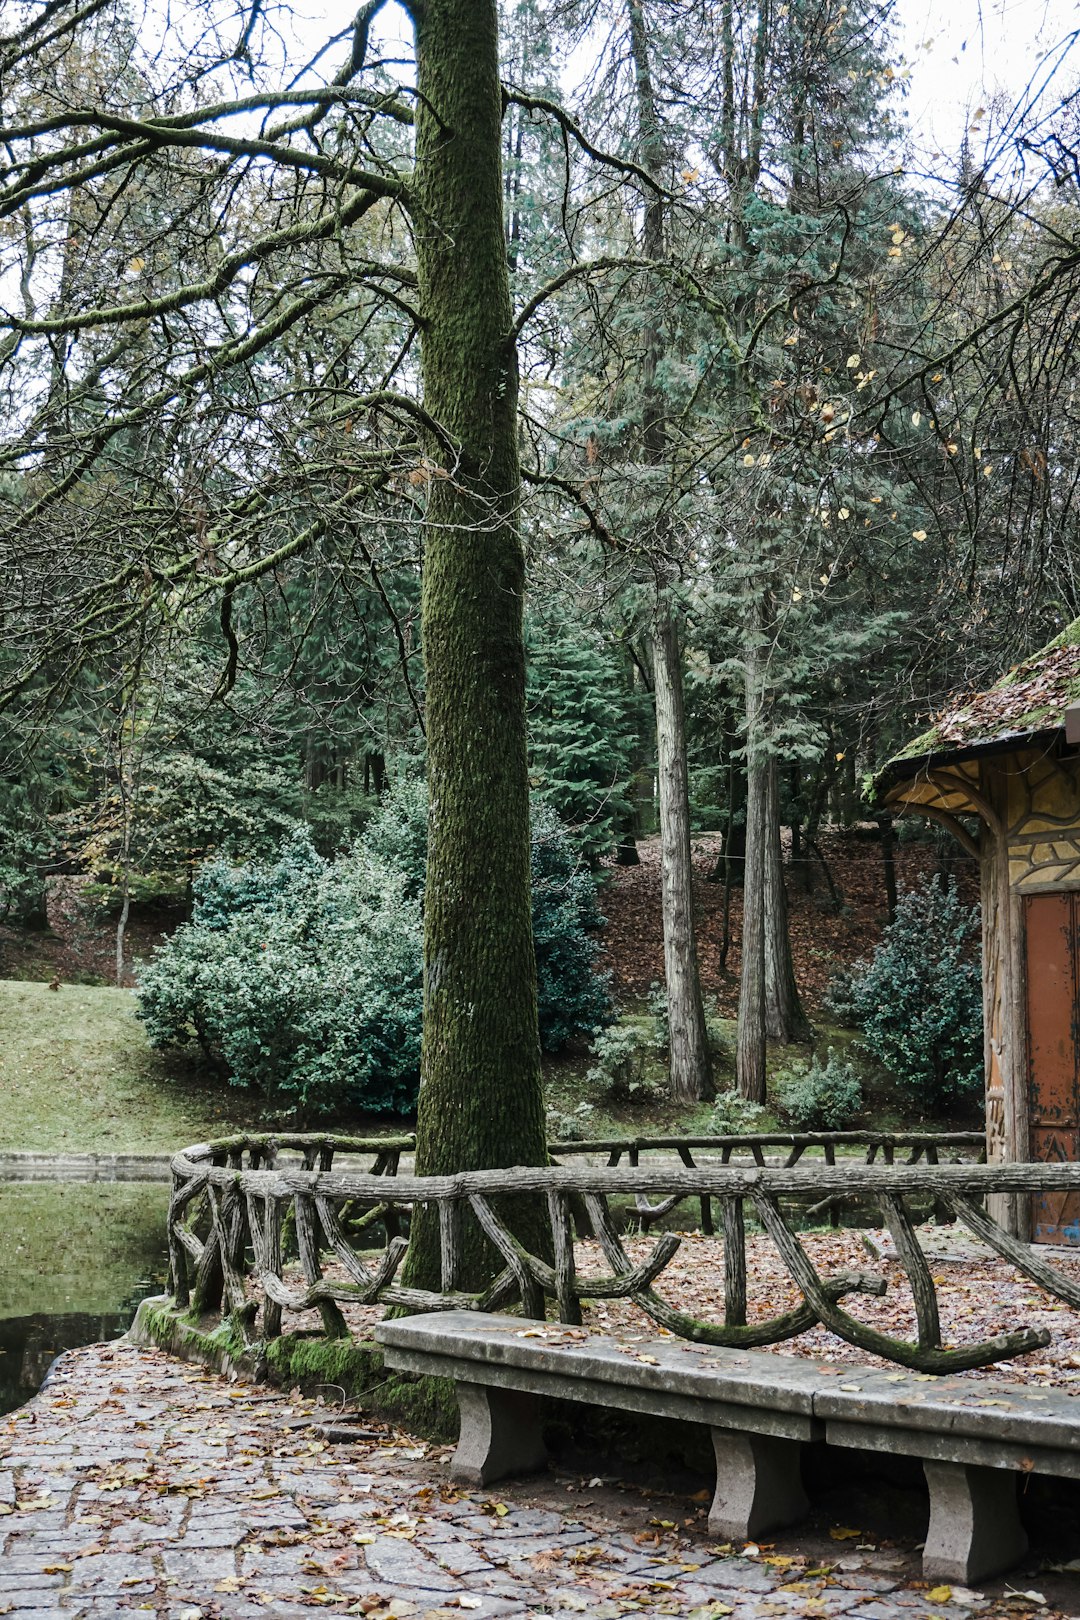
[166,1135,1079,1375]
[549,1131,986,1167]
[548,1132,986,1232]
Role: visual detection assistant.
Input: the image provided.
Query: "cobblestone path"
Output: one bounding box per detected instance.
[0,1340,1070,1620]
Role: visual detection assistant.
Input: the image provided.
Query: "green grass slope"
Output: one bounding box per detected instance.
[0,979,272,1154]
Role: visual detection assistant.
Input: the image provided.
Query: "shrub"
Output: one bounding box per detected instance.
[546,1101,597,1142]
[135,787,611,1117]
[586,1022,658,1102]
[821,965,860,1025]
[709,1088,767,1134]
[849,876,983,1110]
[135,829,423,1117]
[774,1049,863,1131]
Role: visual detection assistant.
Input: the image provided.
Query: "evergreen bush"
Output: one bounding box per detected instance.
[774,1049,863,1131]
[849,876,983,1110]
[709,1088,767,1133]
[585,1022,657,1101]
[135,787,610,1117]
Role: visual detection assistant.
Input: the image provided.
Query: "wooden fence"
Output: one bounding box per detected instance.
[165,1132,1080,1375]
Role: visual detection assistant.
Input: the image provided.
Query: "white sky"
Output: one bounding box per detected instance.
[894,0,1078,165]
[319,0,1080,182]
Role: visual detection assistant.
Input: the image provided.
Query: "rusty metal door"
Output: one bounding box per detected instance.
[1026,891,1080,1244]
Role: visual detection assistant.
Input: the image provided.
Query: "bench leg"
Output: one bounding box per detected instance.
[709,1429,808,1541]
[451,1381,548,1486]
[923,1461,1028,1583]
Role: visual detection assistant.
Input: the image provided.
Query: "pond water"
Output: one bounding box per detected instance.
[0,1181,170,1414]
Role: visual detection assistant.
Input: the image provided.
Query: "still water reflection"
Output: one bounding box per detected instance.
[0,1181,170,1413]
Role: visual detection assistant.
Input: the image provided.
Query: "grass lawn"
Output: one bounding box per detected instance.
[0,979,317,1154]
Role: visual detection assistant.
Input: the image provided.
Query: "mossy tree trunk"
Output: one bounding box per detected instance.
[737,632,767,1103]
[654,597,712,1101]
[402,0,548,1291]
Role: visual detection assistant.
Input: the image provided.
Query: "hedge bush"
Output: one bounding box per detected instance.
[774,1049,863,1131]
[135,786,610,1117]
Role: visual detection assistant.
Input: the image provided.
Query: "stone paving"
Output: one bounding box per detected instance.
[0,1340,1074,1620]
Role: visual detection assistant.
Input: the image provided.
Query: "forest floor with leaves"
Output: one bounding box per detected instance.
[595,829,978,1016]
[5,1336,1080,1620]
[274,1223,1080,1393]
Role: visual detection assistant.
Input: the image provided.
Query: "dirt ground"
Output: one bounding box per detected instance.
[596,828,978,1014]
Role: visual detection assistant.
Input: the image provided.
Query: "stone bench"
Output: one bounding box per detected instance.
[375,1310,1080,1584]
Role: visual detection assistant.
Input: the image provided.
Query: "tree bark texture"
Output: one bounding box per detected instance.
[654,599,712,1101]
[403,0,548,1290]
[737,644,767,1103]
[626,0,711,1101]
[764,759,810,1043]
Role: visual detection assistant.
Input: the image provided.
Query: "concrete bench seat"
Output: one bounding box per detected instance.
[375,1310,1080,1584]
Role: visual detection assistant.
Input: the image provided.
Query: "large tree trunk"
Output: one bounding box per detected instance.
[763,758,810,1042]
[403,0,547,1291]
[654,598,712,1101]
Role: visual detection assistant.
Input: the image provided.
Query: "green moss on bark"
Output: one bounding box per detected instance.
[405,0,548,1289]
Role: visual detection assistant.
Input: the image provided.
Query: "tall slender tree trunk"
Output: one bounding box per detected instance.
[737,753,767,1103]
[654,598,712,1100]
[737,632,767,1102]
[764,758,810,1042]
[627,0,711,1101]
[615,643,647,865]
[404,0,547,1290]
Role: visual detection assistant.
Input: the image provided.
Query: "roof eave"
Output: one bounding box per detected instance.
[878,725,1063,803]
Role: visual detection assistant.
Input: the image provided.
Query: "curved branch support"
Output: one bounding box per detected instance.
[469,1195,545,1319]
[894,802,982,862]
[927,770,1003,838]
[754,1192,1048,1372]
[881,1192,942,1349]
[950,1193,1080,1308]
[631,1270,886,1348]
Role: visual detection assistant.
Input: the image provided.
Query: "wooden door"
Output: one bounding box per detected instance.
[1026,891,1080,1244]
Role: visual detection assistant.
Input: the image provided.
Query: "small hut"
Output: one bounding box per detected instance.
[878,617,1080,1242]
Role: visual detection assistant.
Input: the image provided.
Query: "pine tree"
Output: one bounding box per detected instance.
[526,612,639,864]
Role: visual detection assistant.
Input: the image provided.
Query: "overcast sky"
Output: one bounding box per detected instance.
[895,0,1077,166]
[327,0,1079,181]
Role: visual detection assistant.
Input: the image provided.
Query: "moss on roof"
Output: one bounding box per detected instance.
[884,615,1080,777]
